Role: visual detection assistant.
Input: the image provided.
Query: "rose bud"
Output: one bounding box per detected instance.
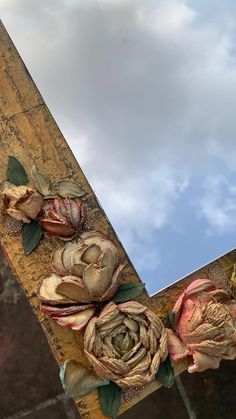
[84,301,168,388]
[167,278,236,373]
[3,185,43,223]
[40,198,86,238]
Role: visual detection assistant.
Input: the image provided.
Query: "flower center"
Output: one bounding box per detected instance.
[112,332,134,356]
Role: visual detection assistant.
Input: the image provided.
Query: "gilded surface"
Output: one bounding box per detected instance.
[0,22,235,417]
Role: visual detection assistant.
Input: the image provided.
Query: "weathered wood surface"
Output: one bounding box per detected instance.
[0,21,235,418]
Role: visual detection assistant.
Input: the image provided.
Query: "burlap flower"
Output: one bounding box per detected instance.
[84,301,168,388]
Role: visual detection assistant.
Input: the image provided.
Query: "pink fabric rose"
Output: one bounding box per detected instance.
[40,198,86,238]
[167,279,236,373]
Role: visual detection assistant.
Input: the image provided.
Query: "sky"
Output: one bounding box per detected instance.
[1,0,236,294]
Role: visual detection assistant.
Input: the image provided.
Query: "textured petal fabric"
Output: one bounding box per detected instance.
[167,278,236,373]
[84,301,168,388]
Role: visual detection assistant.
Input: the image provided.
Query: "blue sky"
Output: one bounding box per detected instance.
[1,0,236,294]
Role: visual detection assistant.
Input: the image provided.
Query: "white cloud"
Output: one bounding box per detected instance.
[199,176,236,233]
[1,0,236,289]
[137,0,196,35]
[94,164,188,233]
[3,1,236,178]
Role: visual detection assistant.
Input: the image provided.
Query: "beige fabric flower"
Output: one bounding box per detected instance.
[40,198,86,238]
[84,301,168,388]
[3,185,43,223]
[44,231,125,303]
[39,232,125,330]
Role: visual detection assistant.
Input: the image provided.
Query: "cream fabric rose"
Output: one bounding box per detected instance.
[167,278,236,373]
[39,232,125,330]
[84,301,168,388]
[47,231,125,303]
[3,185,43,223]
[40,198,86,238]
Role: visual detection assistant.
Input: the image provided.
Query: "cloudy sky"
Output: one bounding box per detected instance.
[1,0,236,294]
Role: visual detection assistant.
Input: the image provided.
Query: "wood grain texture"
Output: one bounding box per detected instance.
[0,21,235,418]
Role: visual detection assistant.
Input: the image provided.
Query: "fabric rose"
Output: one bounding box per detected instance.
[40,198,86,238]
[39,232,125,329]
[84,301,168,388]
[3,185,43,223]
[39,275,96,330]
[167,278,236,373]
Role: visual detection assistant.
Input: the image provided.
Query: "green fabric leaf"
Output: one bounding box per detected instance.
[156,356,174,389]
[60,359,109,399]
[22,221,43,255]
[6,156,28,186]
[166,309,175,330]
[56,179,86,198]
[112,282,145,303]
[31,165,51,196]
[98,381,122,418]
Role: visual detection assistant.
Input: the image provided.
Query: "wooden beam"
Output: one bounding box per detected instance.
[0,21,235,418]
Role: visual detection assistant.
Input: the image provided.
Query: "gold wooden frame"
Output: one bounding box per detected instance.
[0,21,235,418]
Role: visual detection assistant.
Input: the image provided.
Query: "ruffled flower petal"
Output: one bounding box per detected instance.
[188,351,220,373]
[167,329,189,361]
[167,278,236,373]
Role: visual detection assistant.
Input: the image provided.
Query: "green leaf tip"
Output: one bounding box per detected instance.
[156,355,174,389]
[166,309,175,330]
[22,220,43,255]
[56,179,86,198]
[112,282,145,303]
[60,359,109,399]
[6,156,28,186]
[98,381,122,418]
[31,165,52,196]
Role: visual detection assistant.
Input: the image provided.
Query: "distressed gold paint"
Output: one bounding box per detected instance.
[0,21,235,418]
